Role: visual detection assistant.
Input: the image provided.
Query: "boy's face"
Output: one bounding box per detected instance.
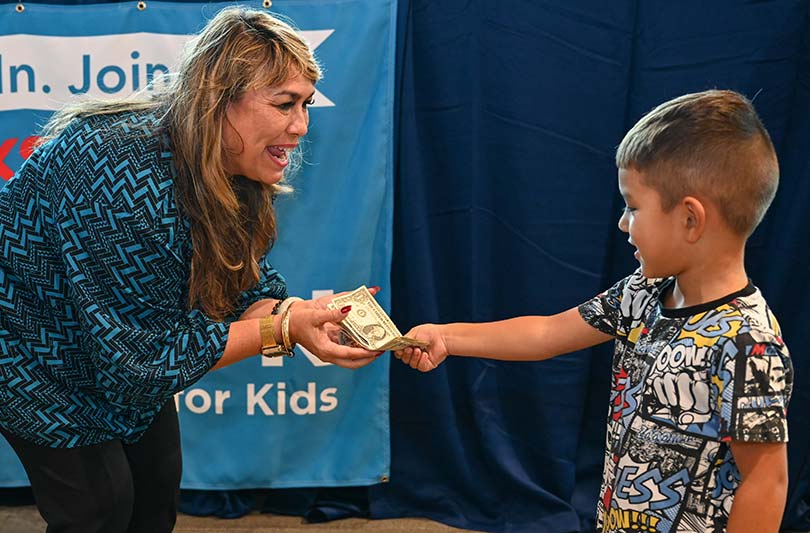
[617,168,685,278]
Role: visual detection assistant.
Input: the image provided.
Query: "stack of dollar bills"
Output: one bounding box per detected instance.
[327,286,429,351]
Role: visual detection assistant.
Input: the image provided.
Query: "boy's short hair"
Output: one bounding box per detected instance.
[616,90,779,236]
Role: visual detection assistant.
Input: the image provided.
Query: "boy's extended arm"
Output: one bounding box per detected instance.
[726,441,788,533]
[396,307,613,371]
[443,307,613,360]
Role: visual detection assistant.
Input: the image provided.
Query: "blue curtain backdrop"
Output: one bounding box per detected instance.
[2,1,809,532]
[373,1,810,533]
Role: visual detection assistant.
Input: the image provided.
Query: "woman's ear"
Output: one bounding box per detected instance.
[682,196,706,243]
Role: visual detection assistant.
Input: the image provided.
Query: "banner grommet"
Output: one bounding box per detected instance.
[137,1,146,10]
[15,2,24,13]
[262,0,272,8]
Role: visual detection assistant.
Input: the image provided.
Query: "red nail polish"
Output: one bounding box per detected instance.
[372,285,381,292]
[340,305,352,313]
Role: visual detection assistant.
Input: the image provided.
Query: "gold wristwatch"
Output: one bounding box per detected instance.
[260,315,292,357]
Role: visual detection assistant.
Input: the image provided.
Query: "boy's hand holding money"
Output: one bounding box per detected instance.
[393,324,448,372]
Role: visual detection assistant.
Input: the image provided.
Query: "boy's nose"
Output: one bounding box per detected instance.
[617,212,629,232]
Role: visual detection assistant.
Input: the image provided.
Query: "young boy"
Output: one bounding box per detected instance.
[394,90,793,533]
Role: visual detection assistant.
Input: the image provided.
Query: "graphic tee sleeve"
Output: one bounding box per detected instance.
[577,272,636,337]
[713,333,793,442]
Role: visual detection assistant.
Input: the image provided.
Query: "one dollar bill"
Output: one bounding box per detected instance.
[327,286,428,351]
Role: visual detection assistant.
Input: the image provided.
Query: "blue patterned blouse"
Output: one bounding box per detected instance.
[0,111,287,448]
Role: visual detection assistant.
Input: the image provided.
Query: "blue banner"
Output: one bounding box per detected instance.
[0,0,395,488]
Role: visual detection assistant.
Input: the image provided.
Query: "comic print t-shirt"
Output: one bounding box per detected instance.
[579,270,793,533]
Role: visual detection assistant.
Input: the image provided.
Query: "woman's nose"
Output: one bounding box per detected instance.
[288,109,308,136]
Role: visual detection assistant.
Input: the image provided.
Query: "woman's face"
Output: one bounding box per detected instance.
[222,71,316,186]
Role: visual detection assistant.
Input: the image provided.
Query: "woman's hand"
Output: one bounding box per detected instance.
[237,285,381,320]
[393,324,448,372]
[288,306,383,369]
[299,285,382,311]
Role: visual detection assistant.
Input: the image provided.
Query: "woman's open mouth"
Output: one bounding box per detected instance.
[266,145,291,168]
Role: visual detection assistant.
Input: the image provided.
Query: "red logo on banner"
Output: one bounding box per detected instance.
[0,136,39,180]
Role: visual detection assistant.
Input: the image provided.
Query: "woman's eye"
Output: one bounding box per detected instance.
[275,102,295,111]
[304,97,315,108]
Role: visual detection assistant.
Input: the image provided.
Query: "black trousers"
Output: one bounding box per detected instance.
[0,400,182,533]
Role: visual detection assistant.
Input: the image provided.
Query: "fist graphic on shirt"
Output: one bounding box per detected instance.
[651,372,711,425]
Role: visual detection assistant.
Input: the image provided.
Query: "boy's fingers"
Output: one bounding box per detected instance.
[412,352,432,372]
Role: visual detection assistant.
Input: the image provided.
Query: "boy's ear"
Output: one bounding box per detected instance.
[682,196,706,242]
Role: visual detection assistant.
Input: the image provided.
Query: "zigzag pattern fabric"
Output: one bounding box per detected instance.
[0,111,286,448]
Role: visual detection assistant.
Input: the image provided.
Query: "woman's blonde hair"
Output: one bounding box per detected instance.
[41,7,322,319]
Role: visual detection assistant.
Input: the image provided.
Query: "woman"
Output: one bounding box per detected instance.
[0,7,380,532]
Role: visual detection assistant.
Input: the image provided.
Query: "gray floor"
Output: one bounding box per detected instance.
[0,505,482,532]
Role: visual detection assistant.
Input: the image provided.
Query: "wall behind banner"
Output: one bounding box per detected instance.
[0,0,396,489]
